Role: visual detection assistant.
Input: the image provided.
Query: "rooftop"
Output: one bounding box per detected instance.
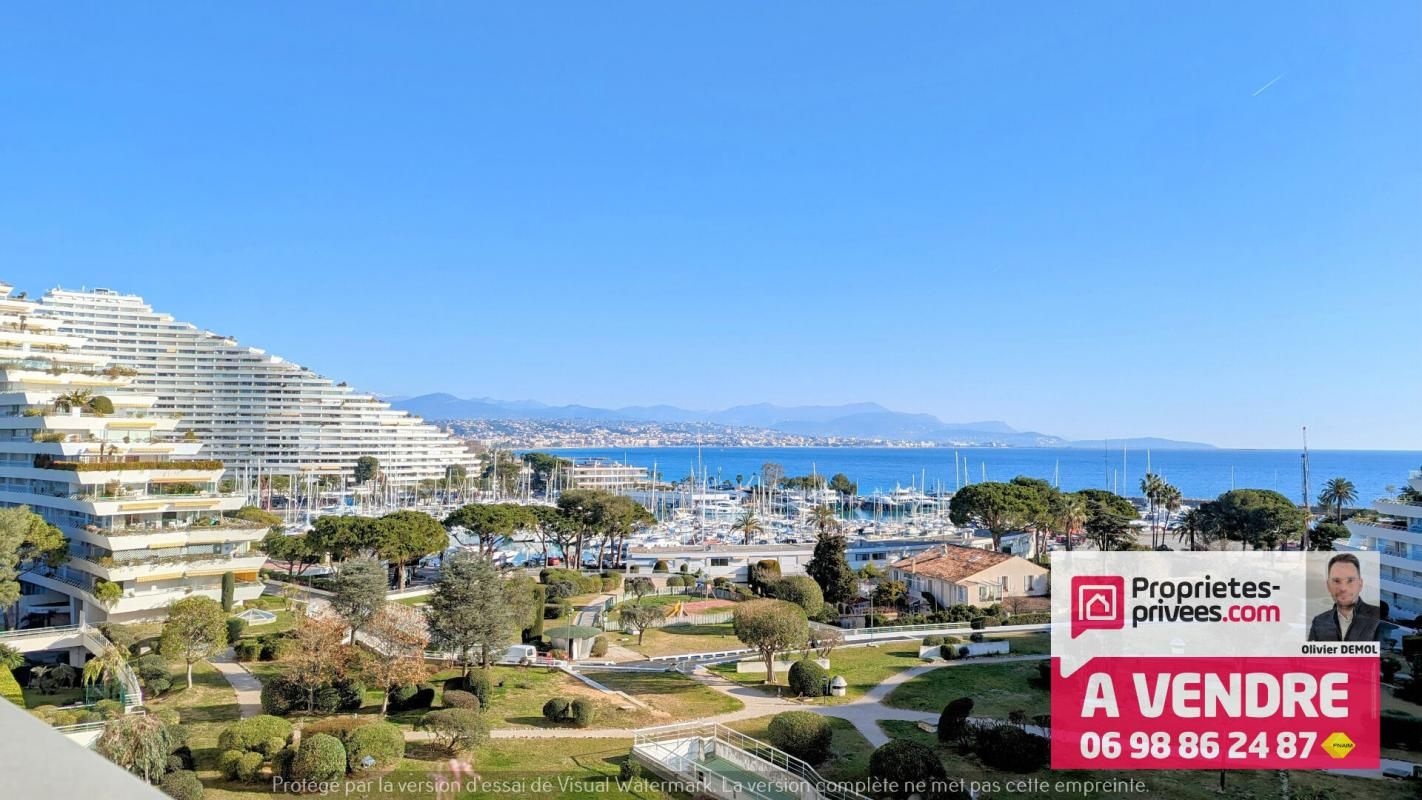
[890,544,1023,583]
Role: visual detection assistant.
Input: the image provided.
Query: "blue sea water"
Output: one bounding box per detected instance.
[542,446,1422,504]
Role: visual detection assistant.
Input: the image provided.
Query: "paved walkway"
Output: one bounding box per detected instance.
[210,649,264,718]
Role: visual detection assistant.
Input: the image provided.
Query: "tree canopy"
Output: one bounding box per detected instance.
[426,552,535,673]
[1199,489,1305,550]
[259,529,320,578]
[160,596,228,688]
[0,506,66,617]
[374,510,447,590]
[354,456,380,484]
[948,482,1040,550]
[805,531,857,608]
[331,557,388,644]
[444,503,537,558]
[828,473,857,497]
[732,599,808,684]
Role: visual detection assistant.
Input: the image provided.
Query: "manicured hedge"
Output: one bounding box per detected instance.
[442,690,480,710]
[218,715,293,755]
[235,751,265,782]
[226,618,247,645]
[570,698,594,728]
[159,769,204,800]
[868,740,947,799]
[293,734,347,783]
[974,722,1049,772]
[387,684,434,713]
[345,721,405,772]
[542,697,570,722]
[768,711,833,764]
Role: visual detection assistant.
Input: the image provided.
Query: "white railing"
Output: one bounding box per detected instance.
[633,720,872,800]
[0,624,81,641]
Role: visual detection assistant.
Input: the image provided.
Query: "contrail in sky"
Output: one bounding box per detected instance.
[1252,73,1285,96]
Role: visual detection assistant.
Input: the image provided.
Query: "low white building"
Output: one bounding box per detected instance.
[890,544,1049,608]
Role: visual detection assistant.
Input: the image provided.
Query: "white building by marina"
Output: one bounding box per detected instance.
[0,283,266,624]
[36,286,476,486]
[1341,468,1422,621]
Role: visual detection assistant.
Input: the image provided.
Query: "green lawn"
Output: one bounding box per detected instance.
[885,660,1050,719]
[991,632,1050,655]
[616,623,739,658]
[237,609,295,637]
[880,721,1406,800]
[142,660,244,794]
[392,595,430,607]
[586,670,743,721]
[710,642,924,704]
[612,594,694,612]
[726,713,871,784]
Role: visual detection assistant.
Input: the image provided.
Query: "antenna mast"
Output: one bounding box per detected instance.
[1300,426,1312,550]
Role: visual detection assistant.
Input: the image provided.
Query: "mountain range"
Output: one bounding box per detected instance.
[389,394,1215,449]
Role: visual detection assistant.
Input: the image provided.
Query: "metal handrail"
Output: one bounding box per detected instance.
[0,624,82,640]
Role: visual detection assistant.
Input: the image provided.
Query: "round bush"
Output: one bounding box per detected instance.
[938,697,974,743]
[302,716,374,742]
[466,672,491,708]
[235,751,265,782]
[226,618,247,645]
[653,559,669,573]
[218,715,293,754]
[233,641,261,662]
[940,644,957,660]
[333,677,366,712]
[94,699,123,719]
[969,632,985,643]
[542,697,570,722]
[443,689,480,710]
[259,676,302,716]
[165,722,191,751]
[346,721,405,772]
[969,618,986,630]
[569,698,594,728]
[387,684,434,712]
[169,745,195,771]
[767,711,833,764]
[975,723,1049,772]
[788,659,829,698]
[292,733,347,783]
[869,740,947,799]
[217,749,244,780]
[590,636,608,658]
[159,769,204,800]
[922,635,943,646]
[165,754,186,774]
[941,636,962,644]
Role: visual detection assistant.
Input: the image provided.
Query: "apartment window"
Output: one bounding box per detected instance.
[979,585,994,601]
[710,558,729,567]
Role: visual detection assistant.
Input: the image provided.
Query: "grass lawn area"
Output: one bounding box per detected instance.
[885,660,1050,719]
[22,685,87,708]
[615,622,740,658]
[881,721,1406,800]
[203,737,674,800]
[726,713,871,784]
[142,660,244,793]
[992,632,1050,655]
[392,595,430,607]
[237,609,295,637]
[710,642,924,704]
[586,670,742,720]
[241,596,291,611]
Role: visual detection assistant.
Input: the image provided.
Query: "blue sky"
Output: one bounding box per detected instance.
[2,3,1418,450]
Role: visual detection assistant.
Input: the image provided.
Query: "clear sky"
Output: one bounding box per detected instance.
[2,3,1418,450]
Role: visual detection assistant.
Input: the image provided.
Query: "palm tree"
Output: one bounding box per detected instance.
[1057,493,1088,552]
[1318,478,1358,523]
[51,389,92,414]
[1158,484,1182,547]
[82,644,129,693]
[0,643,23,671]
[730,509,764,545]
[810,504,840,537]
[1140,473,1164,546]
[1172,508,1204,550]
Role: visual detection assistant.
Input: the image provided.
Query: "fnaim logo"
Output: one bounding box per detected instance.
[1071,575,1124,638]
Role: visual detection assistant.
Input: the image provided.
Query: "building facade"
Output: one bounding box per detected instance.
[562,459,650,492]
[0,283,265,624]
[37,286,476,486]
[890,544,1049,608]
[627,536,972,583]
[1341,469,1422,622]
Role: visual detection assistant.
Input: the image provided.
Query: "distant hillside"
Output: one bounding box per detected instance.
[392,393,1213,449]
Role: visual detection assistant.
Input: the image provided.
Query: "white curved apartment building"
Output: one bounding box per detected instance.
[1341,469,1422,622]
[0,282,265,624]
[37,286,475,486]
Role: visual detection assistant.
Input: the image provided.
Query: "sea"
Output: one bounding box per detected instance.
[541,446,1422,504]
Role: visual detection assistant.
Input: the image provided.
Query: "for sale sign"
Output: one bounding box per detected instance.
[1050,551,1381,770]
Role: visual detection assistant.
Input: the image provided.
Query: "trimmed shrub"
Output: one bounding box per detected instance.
[387,684,434,713]
[332,678,366,712]
[619,759,642,782]
[226,617,247,645]
[938,697,974,743]
[969,632,985,643]
[221,572,235,613]
[974,722,1050,772]
[569,698,594,728]
[261,677,300,715]
[217,749,244,780]
[164,724,190,751]
[292,733,347,783]
[600,571,623,592]
[590,636,609,658]
[168,746,194,772]
[653,559,669,573]
[346,721,405,772]
[868,740,947,799]
[768,576,824,616]
[1009,612,1050,624]
[923,635,943,646]
[788,658,829,698]
[160,769,204,800]
[940,644,957,660]
[767,711,833,764]
[969,618,986,630]
[302,716,374,742]
[234,641,261,662]
[218,715,293,755]
[94,698,124,719]
[466,672,491,708]
[258,635,293,662]
[942,636,962,644]
[416,708,489,755]
[272,746,296,781]
[542,697,571,722]
[443,689,480,710]
[235,751,265,782]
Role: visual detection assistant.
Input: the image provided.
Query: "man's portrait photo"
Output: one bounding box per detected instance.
[1308,552,1381,642]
